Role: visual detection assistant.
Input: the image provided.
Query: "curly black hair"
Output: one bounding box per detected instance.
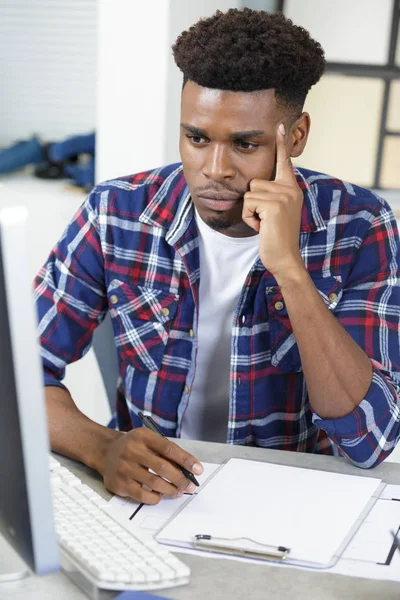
[172,8,325,113]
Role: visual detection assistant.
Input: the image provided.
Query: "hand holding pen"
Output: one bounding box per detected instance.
[138,412,200,488]
[97,413,203,505]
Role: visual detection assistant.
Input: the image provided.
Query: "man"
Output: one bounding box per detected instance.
[35,9,400,505]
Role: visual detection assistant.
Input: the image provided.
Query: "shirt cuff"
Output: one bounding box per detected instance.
[312,366,398,440]
[43,372,68,392]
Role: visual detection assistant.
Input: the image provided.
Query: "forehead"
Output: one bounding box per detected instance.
[180,80,283,134]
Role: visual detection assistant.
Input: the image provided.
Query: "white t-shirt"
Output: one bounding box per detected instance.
[180,211,259,442]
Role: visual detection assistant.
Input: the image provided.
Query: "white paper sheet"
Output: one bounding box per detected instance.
[107,462,400,582]
[156,458,382,567]
[108,462,219,535]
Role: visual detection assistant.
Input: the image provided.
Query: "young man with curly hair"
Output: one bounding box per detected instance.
[36,9,400,504]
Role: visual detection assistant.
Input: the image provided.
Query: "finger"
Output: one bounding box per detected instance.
[249,179,291,194]
[134,464,184,497]
[275,123,295,183]
[244,191,289,206]
[249,178,272,193]
[144,452,195,494]
[147,434,203,476]
[242,199,261,233]
[125,479,162,505]
[107,476,162,505]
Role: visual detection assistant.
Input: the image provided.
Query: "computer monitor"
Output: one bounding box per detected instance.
[0,206,59,580]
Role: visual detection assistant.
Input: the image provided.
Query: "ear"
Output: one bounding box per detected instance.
[288,112,310,158]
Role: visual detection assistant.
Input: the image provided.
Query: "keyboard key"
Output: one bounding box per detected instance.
[49,457,190,592]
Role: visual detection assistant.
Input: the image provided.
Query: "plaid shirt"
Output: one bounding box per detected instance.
[34,163,400,467]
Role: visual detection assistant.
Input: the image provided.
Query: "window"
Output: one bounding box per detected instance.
[280,0,400,189]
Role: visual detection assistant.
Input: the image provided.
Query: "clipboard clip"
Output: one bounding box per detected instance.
[193,534,291,562]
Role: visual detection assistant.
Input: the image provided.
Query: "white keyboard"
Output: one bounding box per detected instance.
[49,456,190,594]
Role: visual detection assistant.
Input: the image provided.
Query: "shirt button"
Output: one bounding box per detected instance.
[184,385,189,394]
[110,294,118,305]
[161,307,170,317]
[189,329,194,338]
[274,301,284,311]
[328,293,338,303]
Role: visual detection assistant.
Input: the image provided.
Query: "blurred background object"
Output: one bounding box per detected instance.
[0,133,95,191]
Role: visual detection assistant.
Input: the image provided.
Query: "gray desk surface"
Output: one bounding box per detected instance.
[2,441,400,600]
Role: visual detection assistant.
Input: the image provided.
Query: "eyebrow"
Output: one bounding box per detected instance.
[180,123,265,141]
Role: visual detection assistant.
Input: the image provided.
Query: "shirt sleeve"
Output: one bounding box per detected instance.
[313,201,400,468]
[34,188,107,389]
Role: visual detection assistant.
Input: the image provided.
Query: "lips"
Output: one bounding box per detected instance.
[197,190,242,212]
[198,191,241,201]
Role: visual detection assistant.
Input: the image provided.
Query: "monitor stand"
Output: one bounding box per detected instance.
[0,534,29,581]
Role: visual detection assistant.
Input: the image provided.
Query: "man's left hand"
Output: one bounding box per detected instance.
[243,123,305,285]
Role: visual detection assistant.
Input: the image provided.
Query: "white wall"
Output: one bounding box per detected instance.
[96,1,170,182]
[96,0,238,182]
[284,0,393,65]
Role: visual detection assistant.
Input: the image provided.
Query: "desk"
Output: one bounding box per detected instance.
[1,441,400,600]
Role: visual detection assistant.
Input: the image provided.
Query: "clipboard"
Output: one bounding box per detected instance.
[155,458,384,569]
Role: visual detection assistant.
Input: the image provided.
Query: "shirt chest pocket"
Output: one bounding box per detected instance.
[266,275,343,373]
[108,281,179,372]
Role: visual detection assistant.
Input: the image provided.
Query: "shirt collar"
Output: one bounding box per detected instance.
[295,167,327,233]
[139,164,327,239]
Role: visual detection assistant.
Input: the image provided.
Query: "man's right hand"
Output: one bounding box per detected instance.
[45,386,203,506]
[98,428,204,505]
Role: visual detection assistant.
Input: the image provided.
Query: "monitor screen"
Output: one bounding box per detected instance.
[0,206,59,577]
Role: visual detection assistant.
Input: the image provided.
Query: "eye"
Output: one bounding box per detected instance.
[186,135,208,145]
[236,141,258,150]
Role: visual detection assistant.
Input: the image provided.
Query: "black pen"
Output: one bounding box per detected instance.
[138,411,200,487]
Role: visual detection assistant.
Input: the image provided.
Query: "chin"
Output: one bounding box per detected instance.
[203,212,242,232]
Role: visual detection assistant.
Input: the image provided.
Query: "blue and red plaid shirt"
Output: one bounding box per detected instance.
[34,163,400,467]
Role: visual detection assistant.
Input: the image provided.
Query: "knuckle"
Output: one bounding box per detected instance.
[243,191,253,202]
[137,487,161,505]
[250,178,262,191]
[162,441,175,458]
[132,427,151,444]
[135,427,150,440]
[147,473,160,489]
[157,460,170,476]
[128,427,142,441]
[123,482,140,502]
[135,488,146,503]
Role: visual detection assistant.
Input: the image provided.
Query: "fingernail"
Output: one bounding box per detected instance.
[186,482,196,493]
[177,490,184,498]
[279,123,285,136]
[193,463,203,474]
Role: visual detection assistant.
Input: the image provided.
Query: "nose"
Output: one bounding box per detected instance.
[202,143,236,182]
